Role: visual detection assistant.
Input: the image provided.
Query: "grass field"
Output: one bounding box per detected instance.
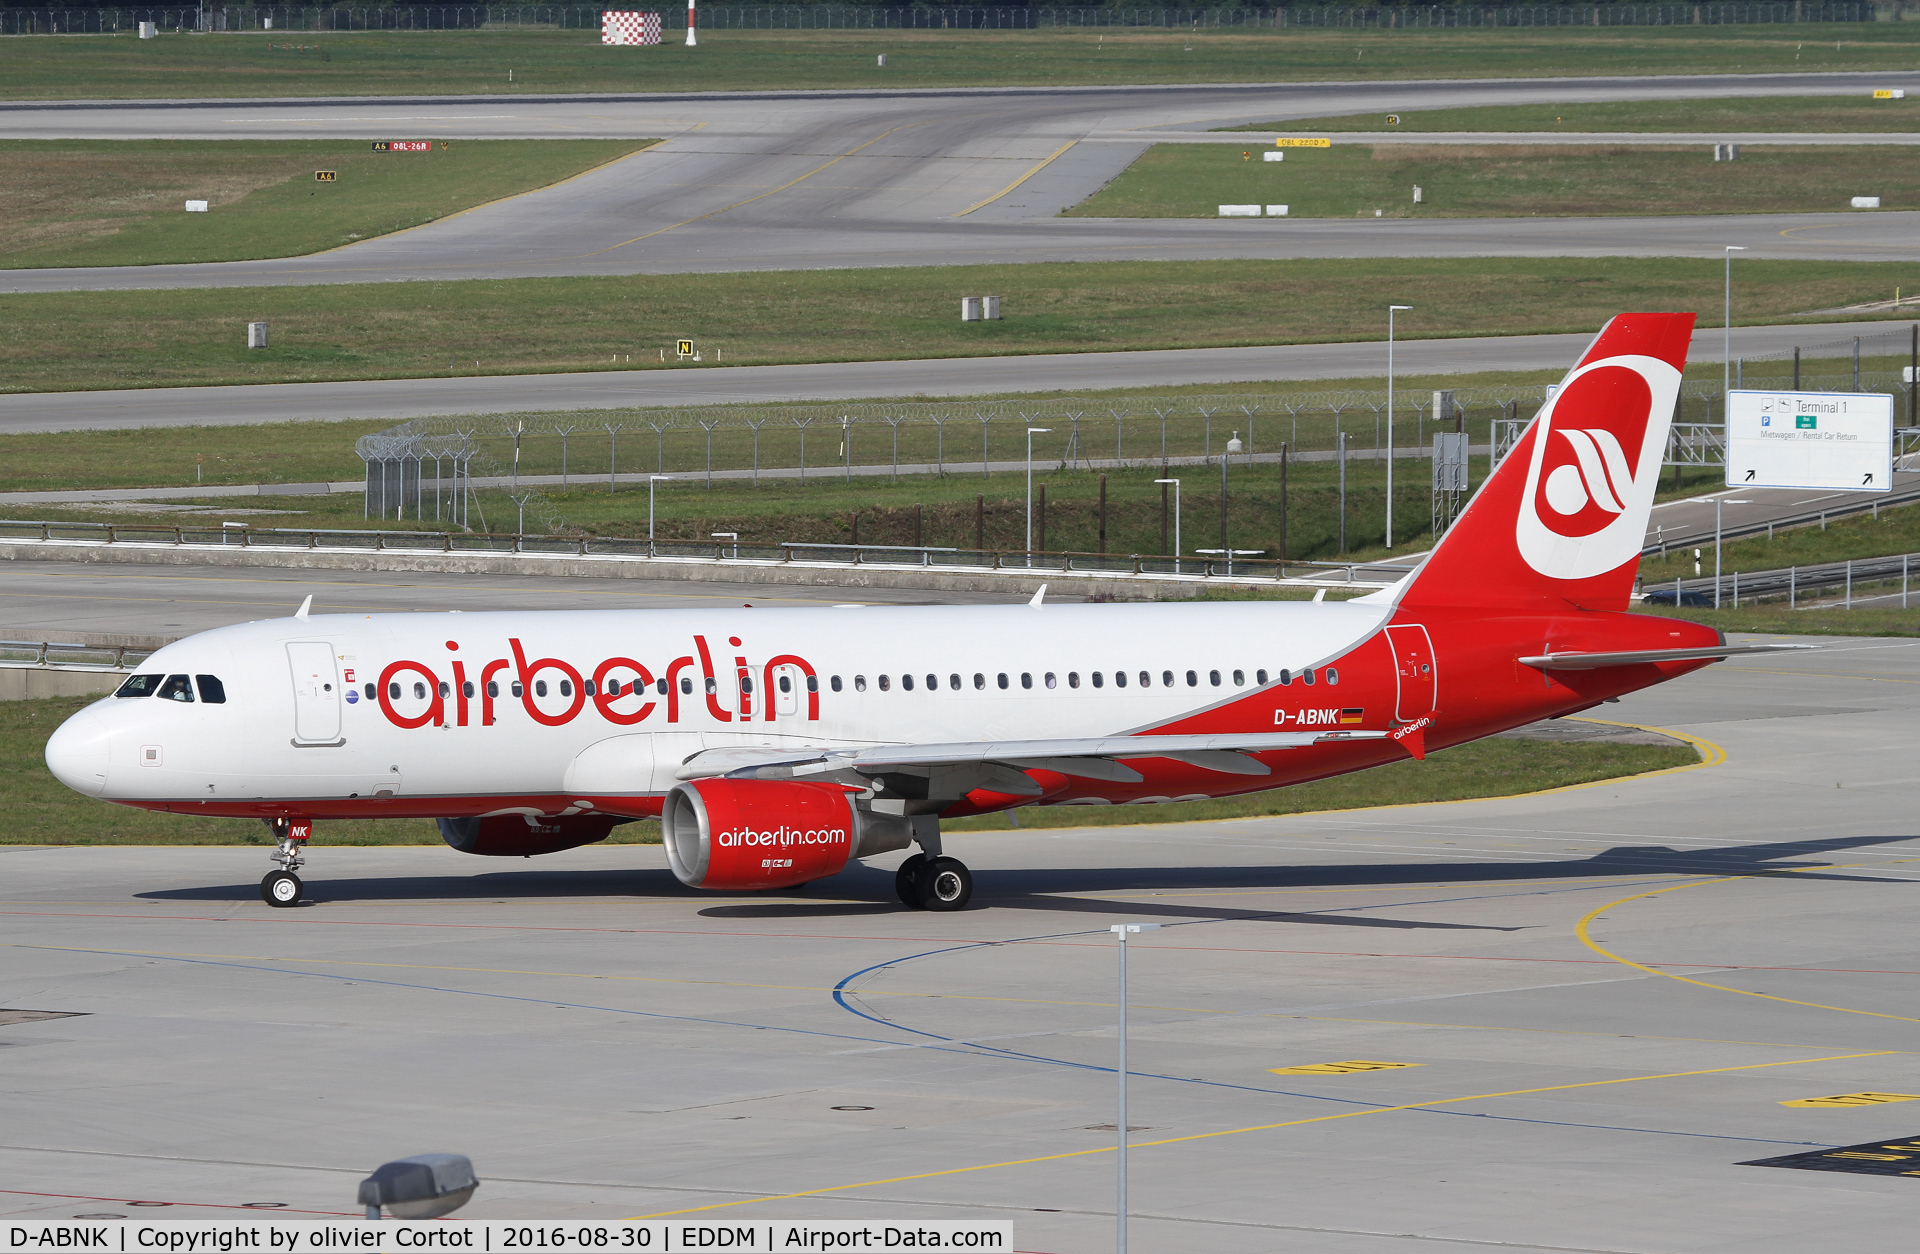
[1640,602,1920,635]
[1641,502,1920,587]
[1219,94,1920,133]
[2,694,1697,845]
[1066,142,1920,219]
[10,27,1920,101]
[0,140,655,269]
[5,257,1917,395]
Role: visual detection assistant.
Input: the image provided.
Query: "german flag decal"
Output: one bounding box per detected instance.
[1339,708,1365,725]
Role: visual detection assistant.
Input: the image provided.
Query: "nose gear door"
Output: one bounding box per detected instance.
[287,641,342,744]
[1384,624,1437,723]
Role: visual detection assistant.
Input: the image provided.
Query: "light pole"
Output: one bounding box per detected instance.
[1026,427,1051,559]
[1724,246,1746,399]
[1111,922,1161,1254]
[1386,305,1412,549]
[648,475,672,548]
[1154,478,1181,571]
[1713,498,1750,609]
[1219,431,1243,565]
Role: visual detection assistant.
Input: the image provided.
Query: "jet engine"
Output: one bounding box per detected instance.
[663,778,875,891]
[437,813,624,857]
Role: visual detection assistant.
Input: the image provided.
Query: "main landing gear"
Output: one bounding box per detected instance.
[260,818,311,908]
[894,852,974,912]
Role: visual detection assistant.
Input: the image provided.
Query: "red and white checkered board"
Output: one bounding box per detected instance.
[601,11,662,45]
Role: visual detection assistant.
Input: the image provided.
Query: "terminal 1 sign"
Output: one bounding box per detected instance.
[1725,390,1893,491]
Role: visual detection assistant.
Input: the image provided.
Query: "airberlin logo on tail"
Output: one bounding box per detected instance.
[1517,355,1681,581]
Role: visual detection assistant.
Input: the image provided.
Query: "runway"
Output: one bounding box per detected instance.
[5,71,1920,295]
[1,321,1902,433]
[4,633,1919,1247]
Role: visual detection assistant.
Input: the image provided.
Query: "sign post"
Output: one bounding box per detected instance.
[1725,391,1893,492]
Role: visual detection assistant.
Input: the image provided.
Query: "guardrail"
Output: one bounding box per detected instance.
[0,518,1417,588]
[0,640,154,670]
[1649,551,1916,608]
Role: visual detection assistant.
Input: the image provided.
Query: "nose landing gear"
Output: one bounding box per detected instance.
[260,818,312,907]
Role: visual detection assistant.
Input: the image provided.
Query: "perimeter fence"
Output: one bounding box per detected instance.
[0,4,1895,35]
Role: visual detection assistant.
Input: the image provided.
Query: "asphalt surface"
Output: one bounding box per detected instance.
[2,321,1907,433]
[6,632,1920,1248]
[0,560,1025,640]
[5,71,1920,294]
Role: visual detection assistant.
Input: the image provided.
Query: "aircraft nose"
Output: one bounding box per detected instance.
[45,707,111,798]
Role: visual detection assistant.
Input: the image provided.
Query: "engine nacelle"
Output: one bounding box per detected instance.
[663,778,863,891]
[438,813,622,857]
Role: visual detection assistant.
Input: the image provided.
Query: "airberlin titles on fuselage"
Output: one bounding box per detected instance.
[369,634,820,731]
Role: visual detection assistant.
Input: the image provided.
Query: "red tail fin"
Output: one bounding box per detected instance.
[1398,312,1695,613]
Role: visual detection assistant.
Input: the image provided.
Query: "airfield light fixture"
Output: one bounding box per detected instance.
[1724,246,1747,399]
[1026,428,1051,560]
[357,1153,478,1220]
[1111,923,1161,1254]
[1386,306,1413,549]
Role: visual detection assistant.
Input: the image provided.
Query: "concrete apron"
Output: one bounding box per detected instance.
[0,539,1381,599]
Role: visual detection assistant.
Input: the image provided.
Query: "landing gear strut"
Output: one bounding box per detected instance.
[260,818,311,908]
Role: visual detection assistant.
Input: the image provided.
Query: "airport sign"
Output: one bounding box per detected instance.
[1725,390,1893,492]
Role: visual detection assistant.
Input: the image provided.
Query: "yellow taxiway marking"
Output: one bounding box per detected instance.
[624,1050,1893,1220]
[1269,1060,1420,1075]
[1781,1091,1920,1108]
[1731,667,1920,685]
[1578,875,1920,1024]
[953,141,1077,217]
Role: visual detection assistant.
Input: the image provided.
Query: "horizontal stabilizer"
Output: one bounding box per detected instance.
[677,730,1387,781]
[1518,643,1816,671]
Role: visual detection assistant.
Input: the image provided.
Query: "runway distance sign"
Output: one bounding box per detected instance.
[1274,137,1332,148]
[1724,389,1893,492]
[373,141,433,152]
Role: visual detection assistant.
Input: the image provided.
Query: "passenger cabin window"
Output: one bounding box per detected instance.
[879,675,891,691]
[1233,669,1245,686]
[159,674,194,703]
[1139,671,1151,688]
[1021,673,1033,689]
[464,681,477,699]
[1091,672,1104,689]
[997,673,1009,689]
[679,677,693,695]
[778,675,792,694]
[1279,670,1291,686]
[388,682,401,700]
[902,674,915,691]
[973,673,985,690]
[1068,672,1081,689]
[415,682,429,700]
[831,675,844,692]
[438,681,452,699]
[513,681,526,698]
[1162,670,1175,687]
[1115,671,1128,688]
[367,683,379,699]
[1045,672,1057,689]
[1303,669,1316,686]
[926,674,937,691]
[807,676,819,693]
[1326,668,1340,685]
[1185,670,1198,687]
[950,674,961,690]
[115,673,164,698]
[194,675,226,704]
[854,676,867,692]
[1209,670,1221,687]
[1256,669,1269,685]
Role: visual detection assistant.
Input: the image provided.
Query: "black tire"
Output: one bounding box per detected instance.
[894,853,927,909]
[261,870,303,908]
[916,857,973,912]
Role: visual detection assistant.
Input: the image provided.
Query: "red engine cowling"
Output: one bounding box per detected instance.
[437,814,621,857]
[663,778,858,891]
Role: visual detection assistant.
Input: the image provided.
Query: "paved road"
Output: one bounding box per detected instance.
[5,71,1920,294]
[6,634,1919,1248]
[3,320,1906,433]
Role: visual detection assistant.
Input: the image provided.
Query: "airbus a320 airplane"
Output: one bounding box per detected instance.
[46,312,1786,910]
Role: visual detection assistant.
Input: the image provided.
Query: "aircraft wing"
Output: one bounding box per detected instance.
[677,730,1389,785]
[1518,643,1816,670]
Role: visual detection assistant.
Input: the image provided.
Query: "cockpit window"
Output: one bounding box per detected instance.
[115,673,165,698]
[195,675,227,704]
[157,674,195,703]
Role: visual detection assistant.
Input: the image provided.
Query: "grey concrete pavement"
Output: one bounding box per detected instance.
[5,635,1919,1247]
[5,71,1920,295]
[4,321,1909,433]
